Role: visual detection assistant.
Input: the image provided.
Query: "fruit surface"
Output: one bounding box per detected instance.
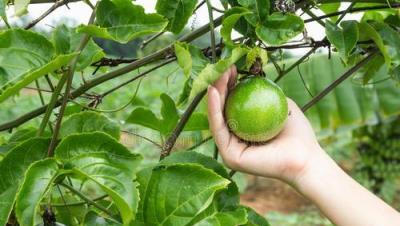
[225,76,288,142]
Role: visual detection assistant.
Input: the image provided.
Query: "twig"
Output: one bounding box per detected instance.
[160,90,207,159]
[43,194,108,207]
[304,3,400,23]
[46,7,96,157]
[60,183,115,217]
[301,50,378,112]
[122,130,162,148]
[101,58,176,97]
[186,136,212,151]
[24,0,69,29]
[140,32,165,49]
[0,16,224,132]
[206,0,217,63]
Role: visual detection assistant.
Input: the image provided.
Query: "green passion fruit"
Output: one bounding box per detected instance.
[224,76,288,142]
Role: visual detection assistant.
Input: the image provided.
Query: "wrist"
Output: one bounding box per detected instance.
[292,148,340,195]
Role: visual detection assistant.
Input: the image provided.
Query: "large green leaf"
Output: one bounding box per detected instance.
[141,164,230,226]
[0,138,50,226]
[54,132,142,225]
[15,159,59,226]
[60,111,120,139]
[237,0,270,26]
[193,207,247,226]
[0,127,37,154]
[0,29,76,103]
[78,0,168,43]
[221,7,251,46]
[325,20,359,58]
[189,46,248,100]
[255,13,304,46]
[156,0,198,34]
[53,25,105,71]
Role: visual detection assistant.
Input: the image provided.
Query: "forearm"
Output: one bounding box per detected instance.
[295,149,400,226]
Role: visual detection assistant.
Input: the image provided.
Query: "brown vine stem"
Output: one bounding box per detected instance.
[301,50,378,112]
[46,8,96,157]
[24,0,70,29]
[304,3,400,23]
[160,90,207,159]
[0,16,223,132]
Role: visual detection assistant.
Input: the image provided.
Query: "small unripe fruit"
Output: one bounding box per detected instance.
[225,76,288,142]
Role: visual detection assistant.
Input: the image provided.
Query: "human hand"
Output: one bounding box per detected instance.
[207,65,326,185]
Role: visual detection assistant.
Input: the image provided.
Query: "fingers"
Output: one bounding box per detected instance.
[213,65,237,108]
[207,85,230,152]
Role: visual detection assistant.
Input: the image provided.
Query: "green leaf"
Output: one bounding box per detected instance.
[189,46,248,100]
[156,0,198,34]
[82,211,122,226]
[370,21,400,69]
[60,111,120,139]
[193,207,248,226]
[358,21,390,67]
[0,29,76,103]
[54,132,142,225]
[238,0,270,26]
[78,0,168,43]
[221,7,251,46]
[0,127,37,154]
[126,107,161,131]
[53,25,105,71]
[177,44,209,105]
[243,207,270,226]
[160,93,179,135]
[256,13,304,46]
[0,138,50,226]
[319,3,340,22]
[325,20,359,58]
[160,151,228,177]
[15,159,59,226]
[175,42,192,78]
[184,112,209,131]
[0,53,76,103]
[141,164,230,226]
[361,54,384,84]
[14,0,29,16]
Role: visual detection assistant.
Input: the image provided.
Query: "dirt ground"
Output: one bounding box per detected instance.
[240,176,312,215]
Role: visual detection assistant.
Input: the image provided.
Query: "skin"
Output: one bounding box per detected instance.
[207,65,400,226]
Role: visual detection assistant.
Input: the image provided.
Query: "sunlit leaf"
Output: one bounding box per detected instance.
[55,132,142,225]
[60,111,120,139]
[156,0,198,34]
[126,107,161,131]
[15,159,59,226]
[0,138,50,226]
[189,46,248,100]
[78,0,168,43]
[14,0,29,16]
[141,164,230,226]
[238,0,270,26]
[325,20,359,58]
[256,13,304,46]
[175,42,192,78]
[221,7,251,46]
[53,25,105,71]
